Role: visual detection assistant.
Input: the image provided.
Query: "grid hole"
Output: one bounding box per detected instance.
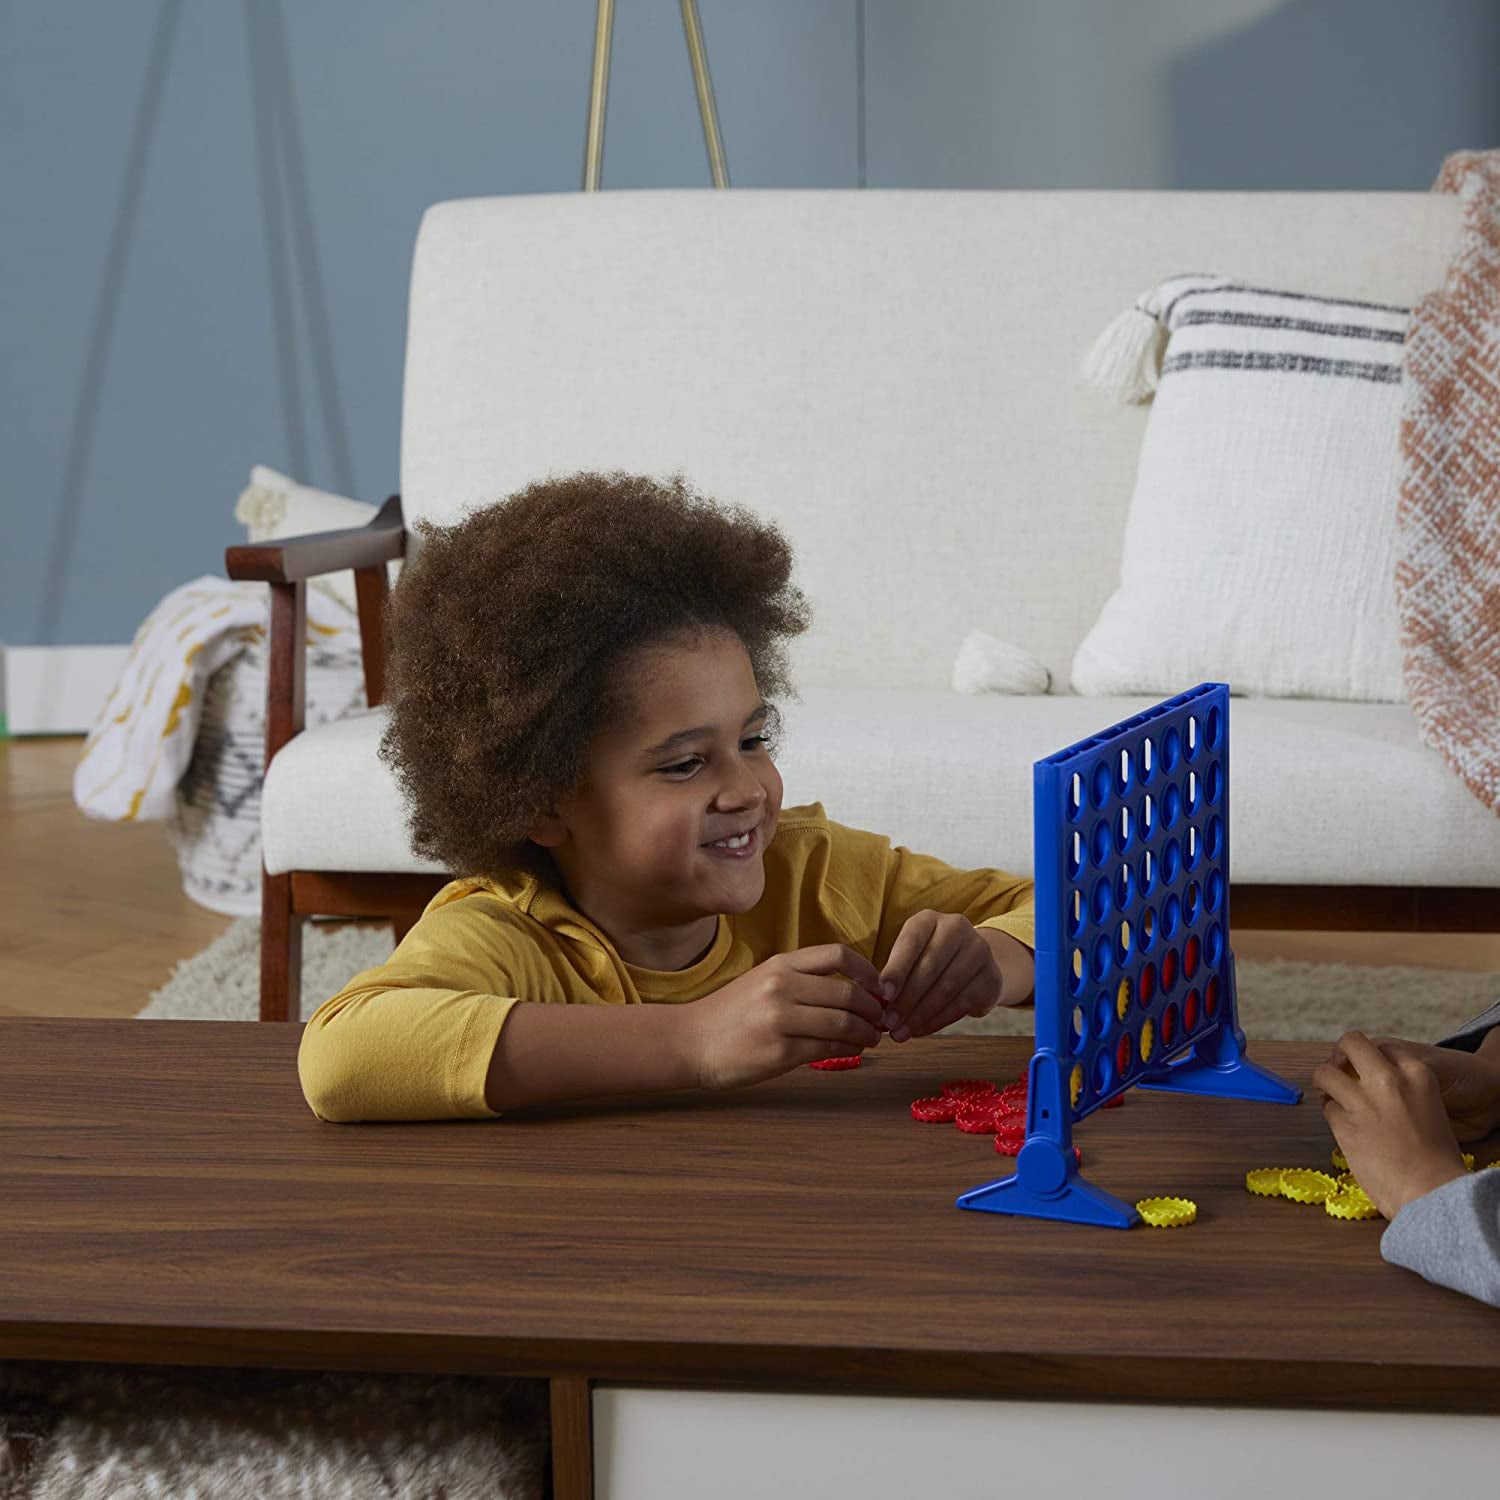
[1092,934,1113,981]
[1162,783,1182,830]
[1091,878,1112,924]
[1162,892,1181,939]
[1092,761,1113,809]
[1162,946,1180,992]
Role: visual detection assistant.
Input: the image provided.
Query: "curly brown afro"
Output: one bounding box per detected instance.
[378,470,813,882]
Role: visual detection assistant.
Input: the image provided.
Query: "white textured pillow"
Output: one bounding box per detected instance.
[234,464,399,614]
[1071,274,1409,701]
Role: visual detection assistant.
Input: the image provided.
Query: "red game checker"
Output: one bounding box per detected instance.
[911,1095,961,1122]
[955,1100,1006,1134]
[941,1079,997,1099]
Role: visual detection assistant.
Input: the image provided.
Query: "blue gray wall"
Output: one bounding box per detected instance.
[5,0,1497,647]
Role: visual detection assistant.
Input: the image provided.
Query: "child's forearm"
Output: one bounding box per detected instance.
[977,926,1036,1004]
[484,1001,701,1113]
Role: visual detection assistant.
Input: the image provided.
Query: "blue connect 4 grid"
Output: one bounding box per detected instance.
[958,683,1302,1229]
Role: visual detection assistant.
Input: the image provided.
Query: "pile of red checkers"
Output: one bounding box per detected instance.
[910,1077,1103,1161]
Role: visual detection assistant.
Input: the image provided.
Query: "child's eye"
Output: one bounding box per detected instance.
[662,735,771,776]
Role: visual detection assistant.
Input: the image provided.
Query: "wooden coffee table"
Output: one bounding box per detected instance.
[2,1019,1497,1498]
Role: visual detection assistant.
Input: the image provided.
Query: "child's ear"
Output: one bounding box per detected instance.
[526,810,566,849]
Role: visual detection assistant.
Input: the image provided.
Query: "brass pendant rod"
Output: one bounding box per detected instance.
[582,0,615,191]
[680,0,730,188]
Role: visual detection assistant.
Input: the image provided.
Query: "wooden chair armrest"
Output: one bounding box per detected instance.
[224,494,405,583]
[228,495,405,765]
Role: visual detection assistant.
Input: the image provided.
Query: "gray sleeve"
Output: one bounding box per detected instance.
[1436,997,1500,1054]
[1380,1170,1500,1308]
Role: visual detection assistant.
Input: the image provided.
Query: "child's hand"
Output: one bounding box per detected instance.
[1328,1032,1500,1143]
[878,911,1004,1041]
[685,943,888,1091]
[1312,1030,1469,1220]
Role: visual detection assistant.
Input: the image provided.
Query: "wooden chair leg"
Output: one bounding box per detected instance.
[260,868,302,1023]
[549,1375,593,1500]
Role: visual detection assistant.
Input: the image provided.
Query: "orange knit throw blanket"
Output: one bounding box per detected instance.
[1397,149,1500,817]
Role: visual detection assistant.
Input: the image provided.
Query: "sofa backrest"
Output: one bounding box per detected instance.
[400,189,1459,692]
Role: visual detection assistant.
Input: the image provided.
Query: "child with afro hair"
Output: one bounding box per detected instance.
[297,471,1035,1122]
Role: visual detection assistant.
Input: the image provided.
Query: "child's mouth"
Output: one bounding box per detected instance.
[702,824,759,859]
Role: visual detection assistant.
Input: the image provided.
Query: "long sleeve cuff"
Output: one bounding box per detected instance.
[976,913,1035,953]
[1436,997,1500,1053]
[1380,1170,1500,1309]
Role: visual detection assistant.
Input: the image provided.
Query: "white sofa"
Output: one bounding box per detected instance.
[237,189,1498,1016]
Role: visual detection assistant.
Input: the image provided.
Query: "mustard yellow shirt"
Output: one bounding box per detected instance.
[298,801,1035,1122]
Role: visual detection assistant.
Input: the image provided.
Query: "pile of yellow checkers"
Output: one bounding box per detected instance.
[1245,1149,1482,1222]
[1134,1149,1491,1229]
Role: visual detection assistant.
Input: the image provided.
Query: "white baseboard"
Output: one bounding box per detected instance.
[2,644,130,736]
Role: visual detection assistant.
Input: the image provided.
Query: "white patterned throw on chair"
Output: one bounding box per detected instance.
[72,576,365,915]
[1072,273,1410,702]
[73,466,378,916]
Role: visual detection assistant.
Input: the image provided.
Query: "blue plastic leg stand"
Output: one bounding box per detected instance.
[1138,1017,1302,1105]
[958,1138,1140,1228]
[957,1052,1140,1228]
[1138,953,1301,1105]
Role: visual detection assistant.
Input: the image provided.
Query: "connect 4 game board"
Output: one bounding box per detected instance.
[958,683,1301,1229]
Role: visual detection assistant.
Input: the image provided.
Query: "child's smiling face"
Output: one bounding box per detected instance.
[527,630,784,970]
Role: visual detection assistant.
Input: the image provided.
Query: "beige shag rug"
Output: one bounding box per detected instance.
[138,916,1500,1045]
[6,919,1496,1498]
[0,1361,547,1500]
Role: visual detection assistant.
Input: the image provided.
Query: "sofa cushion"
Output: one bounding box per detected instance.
[1071,275,1411,702]
[262,695,1500,888]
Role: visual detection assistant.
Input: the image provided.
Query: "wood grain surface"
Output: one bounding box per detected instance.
[2,1021,1496,1415]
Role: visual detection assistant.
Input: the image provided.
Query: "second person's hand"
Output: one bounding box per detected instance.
[1313,1030,1469,1219]
[1327,1031,1500,1144]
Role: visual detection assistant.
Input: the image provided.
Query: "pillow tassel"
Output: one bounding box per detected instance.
[1081,304,1166,404]
[234,480,287,541]
[952,631,1051,695]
